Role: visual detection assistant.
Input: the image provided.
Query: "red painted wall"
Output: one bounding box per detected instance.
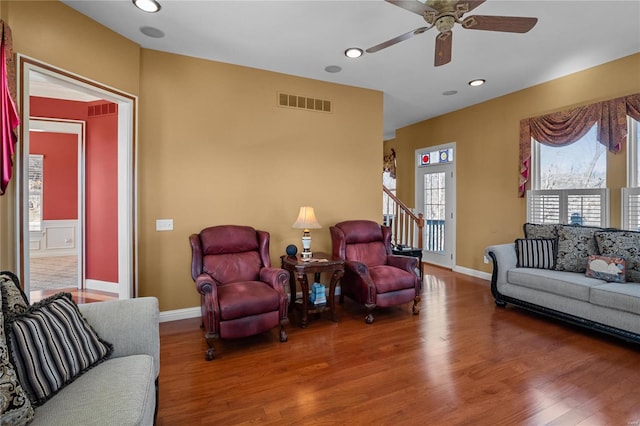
[30,97,119,283]
[86,109,119,283]
[29,132,78,220]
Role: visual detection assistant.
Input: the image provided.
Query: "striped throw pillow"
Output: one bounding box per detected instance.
[6,293,113,406]
[515,238,556,269]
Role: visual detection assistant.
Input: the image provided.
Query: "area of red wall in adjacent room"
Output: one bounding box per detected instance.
[29,132,78,220]
[30,96,119,283]
[85,108,119,283]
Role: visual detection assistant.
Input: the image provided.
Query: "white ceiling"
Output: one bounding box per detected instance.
[60,0,640,140]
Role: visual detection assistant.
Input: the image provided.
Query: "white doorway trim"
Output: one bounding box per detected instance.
[28,119,85,292]
[17,55,138,300]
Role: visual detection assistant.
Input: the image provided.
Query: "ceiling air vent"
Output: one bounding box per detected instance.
[278,92,331,113]
[88,102,117,117]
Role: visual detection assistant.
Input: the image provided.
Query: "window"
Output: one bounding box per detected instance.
[382,171,396,226]
[528,125,609,226]
[28,154,43,232]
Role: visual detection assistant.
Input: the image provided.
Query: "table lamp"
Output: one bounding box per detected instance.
[292,206,321,260]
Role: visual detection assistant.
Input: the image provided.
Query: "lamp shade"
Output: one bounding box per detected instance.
[292,206,321,231]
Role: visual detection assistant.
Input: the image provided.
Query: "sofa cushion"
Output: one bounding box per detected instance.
[595,230,640,283]
[590,282,640,315]
[554,225,601,273]
[515,238,556,269]
[7,293,113,406]
[507,268,604,302]
[523,223,558,239]
[585,255,626,283]
[0,289,34,425]
[30,355,156,426]
[0,271,29,317]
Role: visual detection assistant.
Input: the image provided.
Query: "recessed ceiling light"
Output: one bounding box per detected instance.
[325,65,342,73]
[469,79,486,87]
[132,0,161,13]
[344,48,363,59]
[140,26,165,38]
[442,90,458,96]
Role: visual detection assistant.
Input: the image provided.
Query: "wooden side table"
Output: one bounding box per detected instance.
[281,252,344,328]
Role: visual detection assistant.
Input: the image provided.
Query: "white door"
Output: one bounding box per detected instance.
[416,145,456,268]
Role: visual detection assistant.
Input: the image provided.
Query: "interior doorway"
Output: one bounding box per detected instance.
[17,56,138,301]
[27,119,84,301]
[415,143,456,268]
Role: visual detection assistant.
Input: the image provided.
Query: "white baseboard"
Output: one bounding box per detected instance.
[158,288,343,323]
[452,265,491,281]
[159,306,201,323]
[85,279,118,293]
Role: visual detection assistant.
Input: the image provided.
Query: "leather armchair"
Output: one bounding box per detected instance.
[189,225,289,360]
[330,220,421,324]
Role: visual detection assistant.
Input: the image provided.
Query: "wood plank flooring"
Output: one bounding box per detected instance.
[157,265,640,425]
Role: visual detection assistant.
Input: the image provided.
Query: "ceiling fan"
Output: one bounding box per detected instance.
[366,0,538,66]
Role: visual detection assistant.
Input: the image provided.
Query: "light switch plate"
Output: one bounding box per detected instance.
[156,219,173,231]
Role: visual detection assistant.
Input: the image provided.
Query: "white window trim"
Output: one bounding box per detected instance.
[627,117,638,188]
[622,117,639,230]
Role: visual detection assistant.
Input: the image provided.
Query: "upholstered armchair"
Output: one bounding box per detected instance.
[330,220,421,324]
[189,225,289,360]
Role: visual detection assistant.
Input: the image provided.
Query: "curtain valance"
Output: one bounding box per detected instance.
[519,93,640,197]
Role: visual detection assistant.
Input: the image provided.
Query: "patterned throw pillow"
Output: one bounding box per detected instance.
[7,293,113,406]
[554,225,601,273]
[585,255,626,283]
[595,230,640,283]
[515,238,556,269]
[0,289,34,425]
[0,271,29,317]
[523,223,558,239]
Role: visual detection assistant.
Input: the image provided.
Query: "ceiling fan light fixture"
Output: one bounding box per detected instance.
[468,79,486,87]
[132,0,161,13]
[344,48,363,59]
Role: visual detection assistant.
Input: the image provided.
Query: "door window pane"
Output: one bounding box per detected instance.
[423,172,445,253]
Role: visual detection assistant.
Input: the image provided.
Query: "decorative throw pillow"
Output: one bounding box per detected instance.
[554,225,601,273]
[0,289,34,425]
[0,271,29,318]
[515,238,556,269]
[595,230,640,283]
[585,255,626,283]
[523,223,558,240]
[6,293,113,406]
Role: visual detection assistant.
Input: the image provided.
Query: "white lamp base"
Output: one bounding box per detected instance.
[301,234,312,260]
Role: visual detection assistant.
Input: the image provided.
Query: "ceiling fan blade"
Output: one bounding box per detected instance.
[434,31,452,66]
[384,0,436,16]
[462,15,538,33]
[366,27,431,53]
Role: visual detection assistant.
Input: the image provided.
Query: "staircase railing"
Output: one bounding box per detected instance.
[382,185,424,249]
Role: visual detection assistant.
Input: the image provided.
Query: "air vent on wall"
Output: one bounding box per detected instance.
[88,102,117,117]
[278,92,331,113]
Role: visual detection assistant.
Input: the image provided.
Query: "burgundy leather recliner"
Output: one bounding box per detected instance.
[330,220,421,324]
[189,225,289,360]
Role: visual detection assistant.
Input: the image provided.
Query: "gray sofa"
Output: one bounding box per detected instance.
[486,224,640,343]
[31,297,160,425]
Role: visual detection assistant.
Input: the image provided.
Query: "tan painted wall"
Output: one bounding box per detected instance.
[138,50,382,311]
[0,1,383,312]
[0,0,141,270]
[393,53,640,274]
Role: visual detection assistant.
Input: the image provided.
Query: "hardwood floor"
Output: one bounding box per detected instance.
[29,287,117,304]
[157,265,640,425]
